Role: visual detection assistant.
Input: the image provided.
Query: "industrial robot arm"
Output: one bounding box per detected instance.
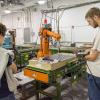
[37,26,61,58]
[40,28,61,40]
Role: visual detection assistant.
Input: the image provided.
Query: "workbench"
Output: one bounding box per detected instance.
[24,53,86,100]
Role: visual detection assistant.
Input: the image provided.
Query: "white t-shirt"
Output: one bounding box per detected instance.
[87,31,100,77]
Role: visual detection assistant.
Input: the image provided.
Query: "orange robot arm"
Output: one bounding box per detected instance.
[42,29,61,40]
[37,28,61,58]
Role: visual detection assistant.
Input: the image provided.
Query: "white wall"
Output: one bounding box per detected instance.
[43,2,100,43]
[0,1,100,45]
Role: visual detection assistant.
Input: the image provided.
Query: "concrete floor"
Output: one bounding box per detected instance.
[16,78,89,100]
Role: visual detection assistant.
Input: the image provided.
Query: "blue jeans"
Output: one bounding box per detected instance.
[0,93,15,100]
[87,74,100,100]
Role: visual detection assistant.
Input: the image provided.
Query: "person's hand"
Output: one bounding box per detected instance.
[85,49,98,61]
[85,49,90,55]
[9,62,17,73]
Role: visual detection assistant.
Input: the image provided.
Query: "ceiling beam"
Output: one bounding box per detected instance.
[42,0,100,13]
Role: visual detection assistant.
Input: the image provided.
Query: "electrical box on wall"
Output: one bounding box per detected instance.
[15,27,31,45]
[24,27,31,43]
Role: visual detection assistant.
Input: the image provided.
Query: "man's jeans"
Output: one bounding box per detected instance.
[87,74,100,100]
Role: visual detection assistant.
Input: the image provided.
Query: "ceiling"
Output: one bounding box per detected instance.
[0,0,38,9]
[0,0,38,14]
[0,0,100,8]
[0,0,100,14]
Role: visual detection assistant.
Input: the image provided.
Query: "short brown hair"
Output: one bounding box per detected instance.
[0,23,7,37]
[85,7,100,18]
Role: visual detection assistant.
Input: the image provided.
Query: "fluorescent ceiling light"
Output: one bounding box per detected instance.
[38,0,46,5]
[0,1,3,3]
[4,10,11,14]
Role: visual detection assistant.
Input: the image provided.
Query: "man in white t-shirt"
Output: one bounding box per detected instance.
[85,7,100,100]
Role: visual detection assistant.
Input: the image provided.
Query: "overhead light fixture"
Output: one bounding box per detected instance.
[4,10,11,14]
[0,0,3,3]
[38,0,46,5]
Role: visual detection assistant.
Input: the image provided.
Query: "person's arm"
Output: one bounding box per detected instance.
[7,55,17,73]
[85,49,99,61]
[9,62,17,73]
[85,48,91,54]
[85,32,100,61]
